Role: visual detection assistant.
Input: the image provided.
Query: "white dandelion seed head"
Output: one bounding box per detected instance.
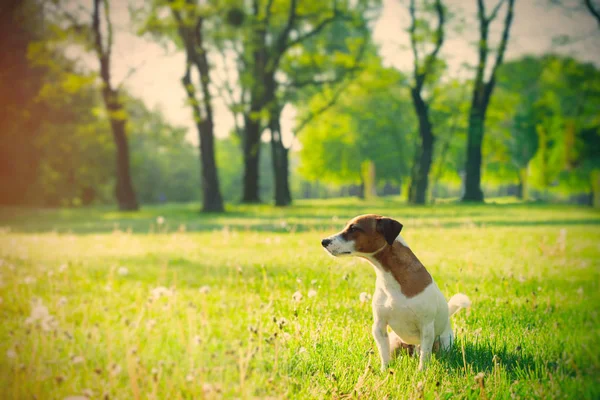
[58,297,68,307]
[6,349,17,359]
[58,264,68,273]
[23,276,36,285]
[156,216,165,225]
[359,292,372,303]
[292,291,303,302]
[186,374,194,382]
[71,355,85,365]
[199,285,211,294]
[150,286,173,299]
[308,289,317,298]
[311,279,318,285]
[298,347,307,354]
[117,267,129,276]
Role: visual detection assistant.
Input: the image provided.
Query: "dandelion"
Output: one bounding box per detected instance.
[308,289,317,298]
[71,355,85,365]
[157,216,165,225]
[6,349,17,359]
[117,266,129,276]
[359,292,372,303]
[23,276,36,285]
[58,297,67,307]
[298,347,307,354]
[110,363,122,376]
[25,299,57,332]
[292,291,303,302]
[58,264,68,273]
[577,287,584,295]
[146,319,156,330]
[150,286,173,299]
[199,285,211,294]
[186,374,194,382]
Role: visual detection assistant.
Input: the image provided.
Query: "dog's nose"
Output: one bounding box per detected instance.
[321,238,331,247]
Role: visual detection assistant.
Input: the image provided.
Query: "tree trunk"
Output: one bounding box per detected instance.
[592,169,600,208]
[93,0,138,211]
[269,112,291,206]
[197,119,224,212]
[463,107,485,202]
[362,160,377,200]
[516,166,528,201]
[107,112,139,211]
[408,91,434,205]
[242,114,262,203]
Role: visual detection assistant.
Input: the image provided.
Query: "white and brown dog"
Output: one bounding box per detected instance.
[321,214,470,371]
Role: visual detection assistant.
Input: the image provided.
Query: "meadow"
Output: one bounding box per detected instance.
[0,198,598,399]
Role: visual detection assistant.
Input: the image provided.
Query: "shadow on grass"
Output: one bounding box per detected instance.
[438,340,571,381]
[0,201,598,234]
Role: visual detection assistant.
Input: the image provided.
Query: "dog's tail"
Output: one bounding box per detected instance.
[448,293,471,317]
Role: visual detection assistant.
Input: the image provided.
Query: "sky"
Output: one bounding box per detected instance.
[101,0,600,146]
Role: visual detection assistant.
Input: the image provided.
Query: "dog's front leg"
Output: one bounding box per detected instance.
[418,321,435,371]
[372,319,390,371]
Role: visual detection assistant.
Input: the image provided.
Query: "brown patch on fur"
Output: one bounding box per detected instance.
[373,241,433,297]
[341,215,388,253]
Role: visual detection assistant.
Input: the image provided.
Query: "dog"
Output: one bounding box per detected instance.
[321,214,470,371]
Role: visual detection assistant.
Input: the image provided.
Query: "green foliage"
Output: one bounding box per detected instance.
[486,55,600,195]
[298,66,416,185]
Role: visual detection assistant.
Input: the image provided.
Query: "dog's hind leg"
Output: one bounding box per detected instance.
[418,321,435,371]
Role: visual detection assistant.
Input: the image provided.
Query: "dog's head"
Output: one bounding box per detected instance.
[321,214,403,257]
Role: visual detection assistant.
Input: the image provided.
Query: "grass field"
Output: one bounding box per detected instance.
[0,198,599,399]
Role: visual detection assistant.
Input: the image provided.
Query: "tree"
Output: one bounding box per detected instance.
[92,0,139,210]
[405,0,446,204]
[0,0,46,205]
[462,0,515,202]
[227,0,377,204]
[167,0,224,212]
[584,0,600,27]
[270,8,373,206]
[298,67,416,191]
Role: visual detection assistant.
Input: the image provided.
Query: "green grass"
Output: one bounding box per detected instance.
[0,198,599,399]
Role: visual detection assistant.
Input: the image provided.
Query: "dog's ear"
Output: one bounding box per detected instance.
[376,217,403,246]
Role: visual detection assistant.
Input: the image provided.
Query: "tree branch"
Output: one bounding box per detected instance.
[484,0,515,107]
[408,0,420,81]
[286,11,343,50]
[487,0,507,23]
[584,0,600,27]
[275,0,298,54]
[92,0,112,90]
[292,30,368,135]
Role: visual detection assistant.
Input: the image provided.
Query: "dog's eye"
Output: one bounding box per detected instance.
[348,225,359,233]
